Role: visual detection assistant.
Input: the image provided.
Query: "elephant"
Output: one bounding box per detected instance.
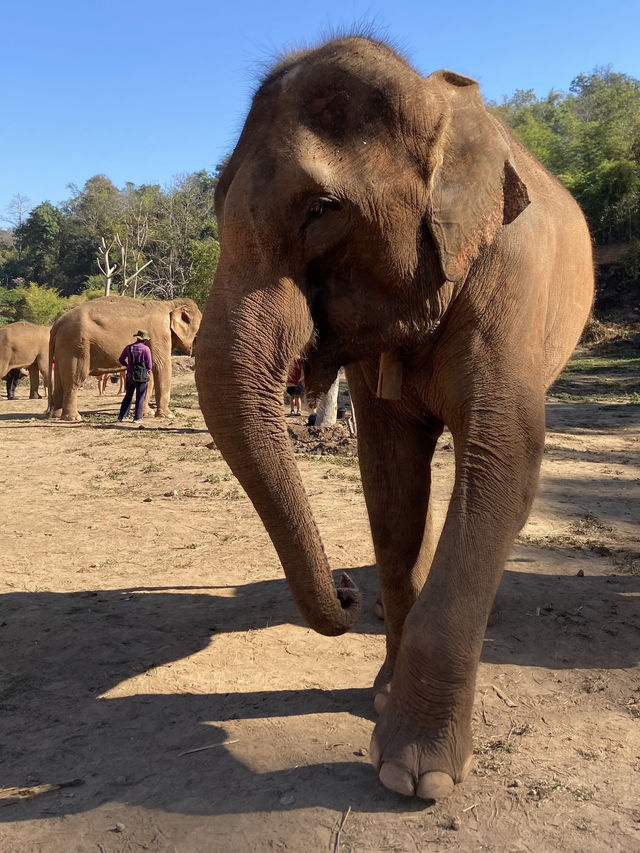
[194,37,594,801]
[48,296,201,421]
[0,321,50,399]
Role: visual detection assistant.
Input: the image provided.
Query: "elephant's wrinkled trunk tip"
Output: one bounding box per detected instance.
[337,572,361,611]
[311,574,362,636]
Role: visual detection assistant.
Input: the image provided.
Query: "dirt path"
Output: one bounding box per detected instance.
[0,362,638,852]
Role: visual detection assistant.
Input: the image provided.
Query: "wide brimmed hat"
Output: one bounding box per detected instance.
[134,330,150,341]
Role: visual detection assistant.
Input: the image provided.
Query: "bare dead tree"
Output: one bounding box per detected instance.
[114,233,152,297]
[119,202,152,297]
[2,194,31,258]
[96,236,117,295]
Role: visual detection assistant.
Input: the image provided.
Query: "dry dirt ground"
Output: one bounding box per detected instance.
[0,355,639,852]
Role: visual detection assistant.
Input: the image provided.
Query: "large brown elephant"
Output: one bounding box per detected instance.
[0,321,50,399]
[49,296,201,421]
[195,37,594,801]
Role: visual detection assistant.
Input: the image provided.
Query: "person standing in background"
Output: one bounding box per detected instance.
[286,358,304,416]
[118,330,153,424]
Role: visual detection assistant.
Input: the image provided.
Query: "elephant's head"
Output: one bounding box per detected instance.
[195,37,530,636]
[170,300,202,354]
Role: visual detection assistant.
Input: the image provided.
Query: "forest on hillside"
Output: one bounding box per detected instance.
[1,66,639,327]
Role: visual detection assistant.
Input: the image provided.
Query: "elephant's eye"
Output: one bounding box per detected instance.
[305,197,340,227]
[308,200,326,218]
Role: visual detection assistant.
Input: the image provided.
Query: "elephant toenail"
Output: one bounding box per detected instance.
[417,771,455,800]
[369,737,381,768]
[373,691,389,714]
[379,762,416,797]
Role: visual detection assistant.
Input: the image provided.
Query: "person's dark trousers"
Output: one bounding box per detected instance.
[5,368,21,399]
[118,378,149,421]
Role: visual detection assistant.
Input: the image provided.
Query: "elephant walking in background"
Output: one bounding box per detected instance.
[195,37,594,801]
[0,321,50,399]
[48,296,201,421]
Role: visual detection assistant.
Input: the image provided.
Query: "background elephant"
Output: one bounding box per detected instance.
[48,296,201,421]
[0,321,50,399]
[195,37,595,801]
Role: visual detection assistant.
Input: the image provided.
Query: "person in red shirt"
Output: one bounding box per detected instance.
[286,359,304,416]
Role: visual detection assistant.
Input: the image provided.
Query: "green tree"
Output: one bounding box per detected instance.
[492,67,640,244]
[67,175,123,241]
[0,286,22,325]
[185,237,220,308]
[143,170,219,299]
[16,202,64,284]
[56,215,95,294]
[14,282,67,325]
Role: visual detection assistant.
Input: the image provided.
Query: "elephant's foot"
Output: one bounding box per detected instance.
[30,392,42,399]
[371,699,473,800]
[61,412,82,422]
[154,409,174,419]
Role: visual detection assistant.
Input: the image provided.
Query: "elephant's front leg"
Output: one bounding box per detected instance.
[346,365,443,710]
[152,367,172,418]
[371,393,545,800]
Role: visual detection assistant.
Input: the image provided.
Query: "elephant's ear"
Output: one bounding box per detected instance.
[170,306,194,342]
[424,71,530,283]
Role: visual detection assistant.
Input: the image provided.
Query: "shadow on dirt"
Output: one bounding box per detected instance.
[547,399,640,433]
[542,445,640,467]
[537,474,640,531]
[0,411,50,423]
[0,566,638,821]
[487,568,640,670]
[0,415,210,435]
[103,424,210,435]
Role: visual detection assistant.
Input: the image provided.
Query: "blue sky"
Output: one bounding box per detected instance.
[1,0,638,221]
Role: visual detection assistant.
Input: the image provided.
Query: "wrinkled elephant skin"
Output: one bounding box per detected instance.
[195,37,594,800]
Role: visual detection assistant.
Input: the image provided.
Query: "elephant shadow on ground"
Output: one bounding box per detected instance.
[546,399,640,434]
[0,412,50,423]
[485,565,640,670]
[0,566,638,822]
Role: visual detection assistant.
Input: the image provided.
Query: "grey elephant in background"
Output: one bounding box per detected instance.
[0,321,50,399]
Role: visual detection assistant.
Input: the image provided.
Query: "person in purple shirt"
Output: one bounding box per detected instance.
[117,330,153,424]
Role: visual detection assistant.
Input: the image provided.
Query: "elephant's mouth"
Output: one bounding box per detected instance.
[304,265,349,400]
[304,259,389,398]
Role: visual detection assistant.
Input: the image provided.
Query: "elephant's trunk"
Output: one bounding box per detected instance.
[196,269,361,636]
